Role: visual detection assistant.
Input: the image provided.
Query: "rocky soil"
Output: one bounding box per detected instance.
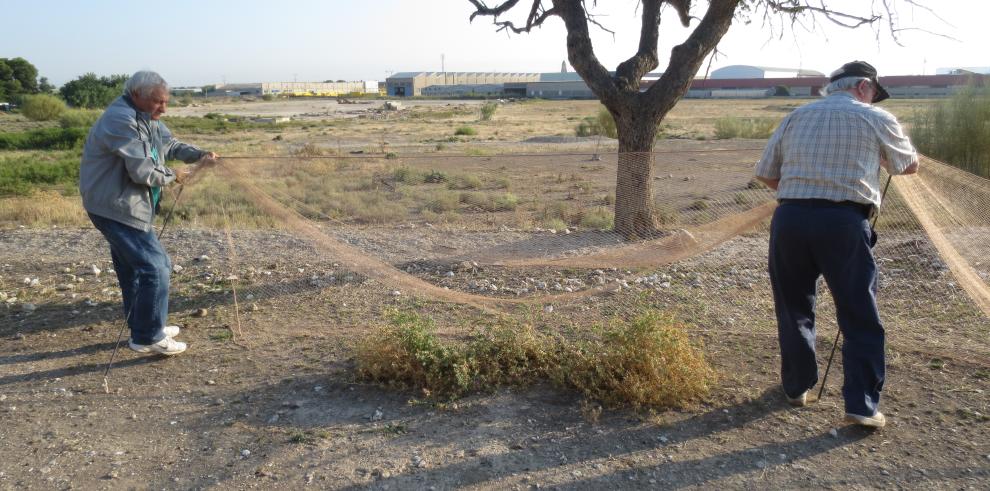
[0,225,988,490]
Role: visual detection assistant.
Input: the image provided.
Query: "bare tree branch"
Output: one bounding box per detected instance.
[614,0,662,92]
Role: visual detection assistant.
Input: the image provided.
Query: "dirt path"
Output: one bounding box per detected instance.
[1,227,987,489]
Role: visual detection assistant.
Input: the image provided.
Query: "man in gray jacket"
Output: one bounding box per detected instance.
[80,70,219,356]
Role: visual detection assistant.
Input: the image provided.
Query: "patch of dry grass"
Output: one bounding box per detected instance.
[0,190,87,227]
[355,309,715,409]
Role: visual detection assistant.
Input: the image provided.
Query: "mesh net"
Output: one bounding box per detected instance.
[156,147,990,364]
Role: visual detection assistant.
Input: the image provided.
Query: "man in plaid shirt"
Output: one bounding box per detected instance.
[755,61,919,428]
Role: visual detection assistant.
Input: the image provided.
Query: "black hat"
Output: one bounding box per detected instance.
[829,60,889,103]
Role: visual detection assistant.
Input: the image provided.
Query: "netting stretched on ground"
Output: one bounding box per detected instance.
[167,147,990,364]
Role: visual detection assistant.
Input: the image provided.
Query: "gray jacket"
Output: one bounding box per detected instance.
[79,95,205,232]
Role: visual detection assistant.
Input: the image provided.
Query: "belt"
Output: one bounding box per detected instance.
[777,198,875,218]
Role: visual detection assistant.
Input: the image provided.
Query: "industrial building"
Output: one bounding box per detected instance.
[199,81,379,97]
[386,72,543,97]
[709,65,825,79]
[683,73,985,99]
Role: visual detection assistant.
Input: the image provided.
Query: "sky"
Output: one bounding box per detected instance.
[3,0,987,88]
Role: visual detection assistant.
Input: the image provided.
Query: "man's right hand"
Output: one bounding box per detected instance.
[174,166,195,184]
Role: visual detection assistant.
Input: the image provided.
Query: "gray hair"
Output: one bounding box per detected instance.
[124,70,168,98]
[823,76,870,96]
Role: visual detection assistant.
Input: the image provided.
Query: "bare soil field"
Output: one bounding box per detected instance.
[1,98,988,489]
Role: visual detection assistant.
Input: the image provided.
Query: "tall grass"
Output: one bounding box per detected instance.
[713,117,778,139]
[480,102,498,121]
[0,152,81,195]
[59,109,102,129]
[0,190,86,226]
[911,84,990,178]
[0,127,87,150]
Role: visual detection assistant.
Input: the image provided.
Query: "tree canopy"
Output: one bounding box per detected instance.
[59,73,128,109]
[0,58,40,103]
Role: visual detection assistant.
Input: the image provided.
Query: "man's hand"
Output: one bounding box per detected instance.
[199,151,221,167]
[173,166,195,184]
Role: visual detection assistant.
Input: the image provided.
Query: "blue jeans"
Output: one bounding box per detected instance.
[88,213,170,345]
[768,200,885,417]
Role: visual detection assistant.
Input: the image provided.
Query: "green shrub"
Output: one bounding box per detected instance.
[0,152,81,195]
[480,102,498,121]
[574,107,617,138]
[59,109,102,128]
[20,94,67,121]
[0,127,87,151]
[355,311,475,399]
[454,126,477,136]
[554,311,716,409]
[912,84,990,178]
[713,117,778,139]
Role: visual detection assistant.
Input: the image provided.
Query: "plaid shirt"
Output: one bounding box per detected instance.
[755,92,917,206]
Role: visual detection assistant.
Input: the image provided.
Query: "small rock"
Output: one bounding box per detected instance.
[29,278,40,288]
[173,264,184,273]
[206,380,216,386]
[21,303,36,312]
[370,408,384,421]
[197,255,210,262]
[543,305,553,313]
[829,428,838,438]
[241,449,251,457]
[90,264,102,277]
[22,277,31,285]
[266,414,279,424]
[391,290,401,296]
[194,308,209,317]
[250,303,259,311]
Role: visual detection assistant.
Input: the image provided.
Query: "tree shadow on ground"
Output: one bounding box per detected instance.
[185,377,884,490]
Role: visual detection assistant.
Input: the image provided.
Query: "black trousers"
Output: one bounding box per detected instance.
[769,199,884,417]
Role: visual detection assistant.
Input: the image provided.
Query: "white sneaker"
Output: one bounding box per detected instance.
[786,389,808,407]
[128,337,187,356]
[128,326,180,344]
[845,411,886,428]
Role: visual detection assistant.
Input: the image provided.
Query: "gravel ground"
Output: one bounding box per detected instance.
[0,225,988,489]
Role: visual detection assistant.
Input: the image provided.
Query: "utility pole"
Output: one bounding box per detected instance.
[442,53,446,85]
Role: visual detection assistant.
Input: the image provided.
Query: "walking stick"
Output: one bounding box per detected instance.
[102,182,187,393]
[817,174,892,401]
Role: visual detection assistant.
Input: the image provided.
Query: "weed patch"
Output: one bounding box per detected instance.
[713,117,778,139]
[355,310,715,409]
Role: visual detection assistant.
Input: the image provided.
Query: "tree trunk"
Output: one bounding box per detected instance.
[613,105,660,239]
